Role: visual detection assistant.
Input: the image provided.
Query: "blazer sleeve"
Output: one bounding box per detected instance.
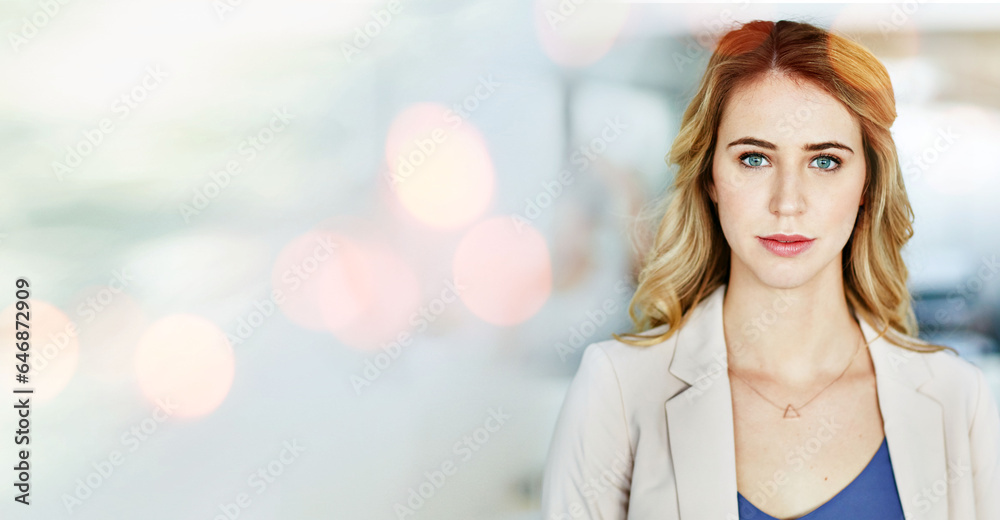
[541,343,634,520]
[969,364,1000,519]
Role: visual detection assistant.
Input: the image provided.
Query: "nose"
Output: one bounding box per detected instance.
[769,166,806,216]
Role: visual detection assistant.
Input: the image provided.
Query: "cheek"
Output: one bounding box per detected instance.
[714,186,758,243]
[712,153,773,205]
[829,198,863,236]
[713,165,763,221]
[826,171,866,232]
[712,159,747,197]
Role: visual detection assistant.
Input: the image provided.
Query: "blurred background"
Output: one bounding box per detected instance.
[1,1,999,519]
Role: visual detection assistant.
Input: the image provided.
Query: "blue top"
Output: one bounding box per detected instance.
[737,437,905,519]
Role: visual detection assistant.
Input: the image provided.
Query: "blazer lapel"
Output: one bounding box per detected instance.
[862,316,949,520]
[662,285,948,520]
[665,285,740,519]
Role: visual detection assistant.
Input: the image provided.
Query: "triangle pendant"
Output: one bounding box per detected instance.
[783,404,801,419]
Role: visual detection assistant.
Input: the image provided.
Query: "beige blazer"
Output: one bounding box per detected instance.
[541,284,1000,519]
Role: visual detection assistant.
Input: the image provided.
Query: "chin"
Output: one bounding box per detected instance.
[756,274,811,290]
[738,254,816,289]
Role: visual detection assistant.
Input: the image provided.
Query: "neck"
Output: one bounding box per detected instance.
[722,263,863,386]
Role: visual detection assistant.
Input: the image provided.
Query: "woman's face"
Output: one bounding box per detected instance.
[709,72,866,290]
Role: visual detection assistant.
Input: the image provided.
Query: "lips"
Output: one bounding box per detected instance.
[757,234,815,257]
[761,233,812,243]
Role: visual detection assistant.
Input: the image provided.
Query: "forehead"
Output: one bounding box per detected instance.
[717,72,861,146]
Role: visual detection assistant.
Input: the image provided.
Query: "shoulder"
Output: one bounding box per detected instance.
[574,323,687,401]
[875,338,1000,516]
[580,323,675,371]
[917,345,984,391]
[926,348,995,421]
[925,347,983,377]
[884,339,989,420]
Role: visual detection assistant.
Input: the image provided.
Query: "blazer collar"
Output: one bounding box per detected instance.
[663,284,947,520]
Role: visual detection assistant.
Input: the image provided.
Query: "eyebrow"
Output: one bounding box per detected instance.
[726,137,854,154]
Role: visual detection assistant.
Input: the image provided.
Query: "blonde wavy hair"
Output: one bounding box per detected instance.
[614,19,954,355]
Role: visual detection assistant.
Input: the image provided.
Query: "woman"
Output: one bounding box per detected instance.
[541,19,1000,520]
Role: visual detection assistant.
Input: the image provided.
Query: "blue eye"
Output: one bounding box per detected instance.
[811,155,841,171]
[739,153,770,168]
[737,152,842,172]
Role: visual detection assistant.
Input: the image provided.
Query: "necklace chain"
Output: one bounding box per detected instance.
[726,331,865,419]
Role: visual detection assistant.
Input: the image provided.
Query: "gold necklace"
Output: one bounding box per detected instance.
[726,332,864,419]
